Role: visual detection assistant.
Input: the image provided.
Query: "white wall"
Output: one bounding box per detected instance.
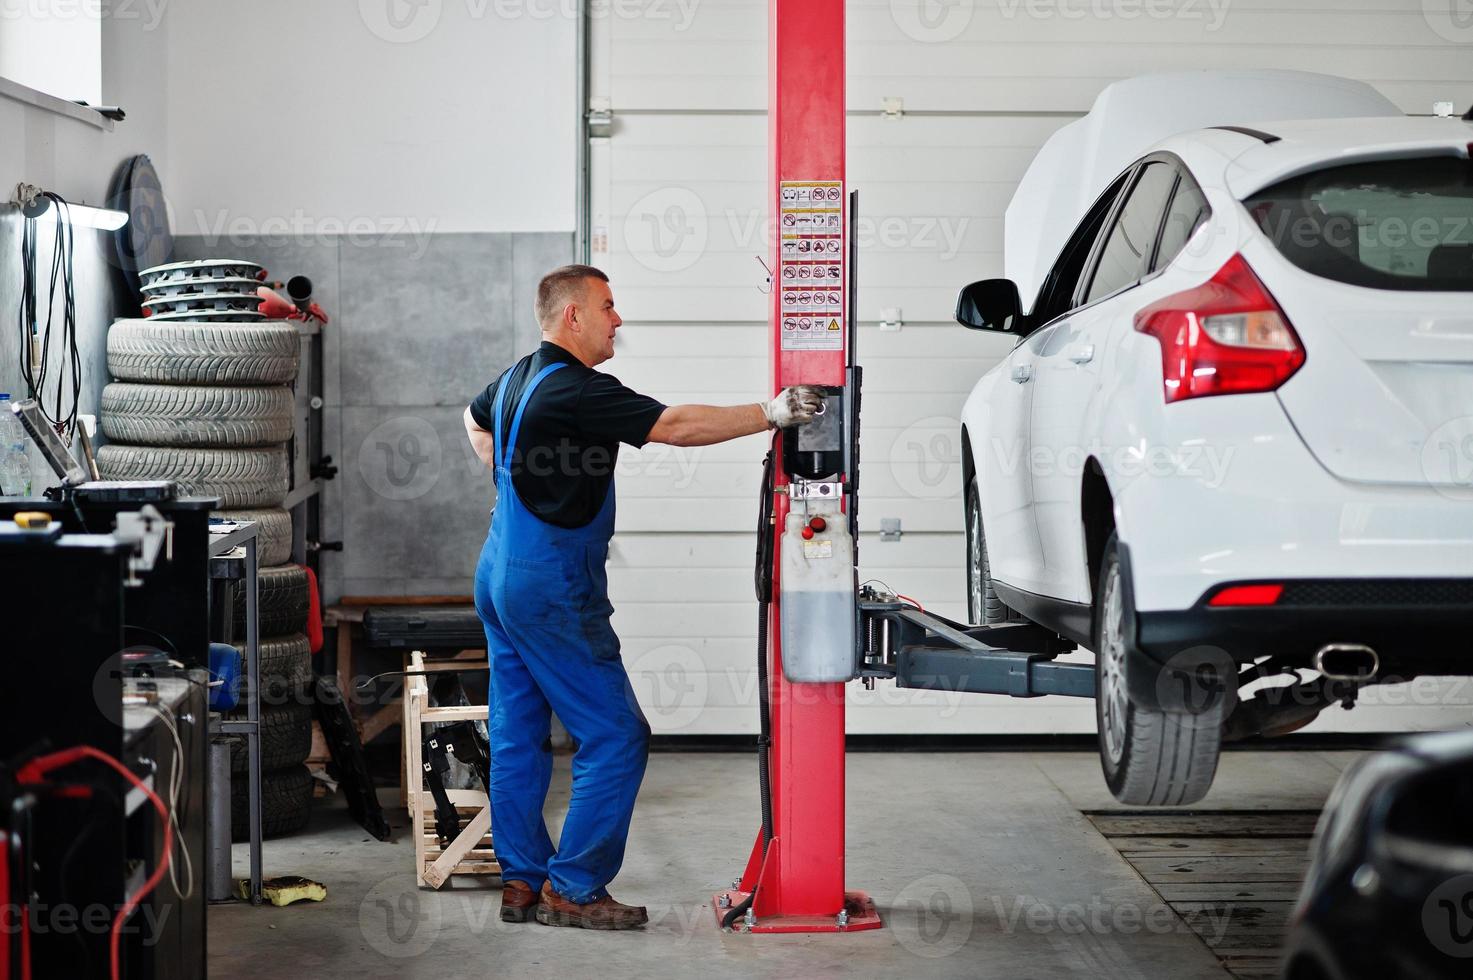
[0,0,168,207]
[0,2,102,106]
[163,0,577,237]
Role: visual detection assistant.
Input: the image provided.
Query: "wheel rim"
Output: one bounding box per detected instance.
[1098,564,1128,766]
[968,492,984,623]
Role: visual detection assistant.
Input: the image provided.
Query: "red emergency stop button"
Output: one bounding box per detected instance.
[808,517,826,532]
[800,527,814,540]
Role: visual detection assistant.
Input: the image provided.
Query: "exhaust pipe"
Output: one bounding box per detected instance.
[1314,643,1379,683]
[1222,646,1380,743]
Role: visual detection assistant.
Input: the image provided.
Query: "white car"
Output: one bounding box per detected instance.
[957,72,1473,805]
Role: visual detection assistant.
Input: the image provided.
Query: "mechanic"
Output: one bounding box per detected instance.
[464,264,823,930]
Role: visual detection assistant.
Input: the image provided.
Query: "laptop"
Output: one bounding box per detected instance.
[10,398,176,503]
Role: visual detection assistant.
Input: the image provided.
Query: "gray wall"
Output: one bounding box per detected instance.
[172,232,573,605]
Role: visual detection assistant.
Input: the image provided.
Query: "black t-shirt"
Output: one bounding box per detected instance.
[469,341,668,529]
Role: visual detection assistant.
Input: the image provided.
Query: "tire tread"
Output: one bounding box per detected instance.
[107,320,299,385]
[100,383,293,448]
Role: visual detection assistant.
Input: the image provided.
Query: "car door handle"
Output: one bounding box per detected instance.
[1009,364,1032,383]
[1067,344,1095,364]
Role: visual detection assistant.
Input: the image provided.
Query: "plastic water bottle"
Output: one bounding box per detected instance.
[0,394,32,497]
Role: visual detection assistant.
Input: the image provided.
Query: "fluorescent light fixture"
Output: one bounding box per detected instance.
[24,196,128,231]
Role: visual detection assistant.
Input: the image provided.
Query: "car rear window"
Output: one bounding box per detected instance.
[1245,156,1473,291]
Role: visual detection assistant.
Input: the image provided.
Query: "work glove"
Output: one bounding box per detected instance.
[762,385,826,428]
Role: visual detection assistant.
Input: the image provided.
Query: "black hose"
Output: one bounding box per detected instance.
[756,601,774,850]
[723,441,778,931]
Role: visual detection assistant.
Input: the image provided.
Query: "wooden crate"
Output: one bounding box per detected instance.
[403,650,500,888]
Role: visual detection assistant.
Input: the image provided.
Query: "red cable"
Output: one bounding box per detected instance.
[896,594,925,612]
[16,745,173,980]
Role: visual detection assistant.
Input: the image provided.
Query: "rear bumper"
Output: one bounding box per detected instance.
[1109,392,1473,612]
[1134,578,1473,670]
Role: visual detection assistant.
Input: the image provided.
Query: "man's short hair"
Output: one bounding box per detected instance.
[536,264,609,329]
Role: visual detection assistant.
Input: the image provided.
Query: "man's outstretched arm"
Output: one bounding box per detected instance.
[646,385,825,447]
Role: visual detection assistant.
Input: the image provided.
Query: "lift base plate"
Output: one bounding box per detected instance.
[712,889,882,933]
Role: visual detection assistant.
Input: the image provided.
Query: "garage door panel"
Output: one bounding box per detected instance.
[610,528,963,567]
[616,495,960,533]
[616,322,1009,360]
[610,146,765,184]
[639,703,1099,736]
[614,455,962,504]
[606,114,1045,322]
[610,0,1461,112]
[606,354,988,391]
[968,42,1467,77]
[610,565,961,605]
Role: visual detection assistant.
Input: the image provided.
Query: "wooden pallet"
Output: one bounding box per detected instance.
[404,650,500,888]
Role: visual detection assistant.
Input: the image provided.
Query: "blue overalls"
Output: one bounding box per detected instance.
[473,361,651,904]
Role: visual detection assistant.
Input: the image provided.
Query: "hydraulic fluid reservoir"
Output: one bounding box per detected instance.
[780,501,857,683]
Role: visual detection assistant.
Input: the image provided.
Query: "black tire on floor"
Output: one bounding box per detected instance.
[232,564,310,637]
[966,477,1023,625]
[230,764,313,842]
[213,508,293,566]
[1094,533,1224,806]
[228,701,313,774]
[100,383,294,448]
[107,320,300,385]
[96,445,288,507]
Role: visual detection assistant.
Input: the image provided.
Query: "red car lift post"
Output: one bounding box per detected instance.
[712,0,880,934]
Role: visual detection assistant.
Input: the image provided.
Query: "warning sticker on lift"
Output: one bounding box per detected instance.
[802,538,834,560]
[779,180,843,351]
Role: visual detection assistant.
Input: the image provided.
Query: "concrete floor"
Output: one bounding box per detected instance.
[208,749,1358,980]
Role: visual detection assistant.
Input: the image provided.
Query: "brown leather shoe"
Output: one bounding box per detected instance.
[500,880,539,923]
[535,882,648,930]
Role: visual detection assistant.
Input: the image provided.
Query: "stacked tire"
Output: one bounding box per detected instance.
[100,317,315,840]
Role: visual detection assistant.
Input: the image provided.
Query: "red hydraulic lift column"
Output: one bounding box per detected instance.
[713,0,879,934]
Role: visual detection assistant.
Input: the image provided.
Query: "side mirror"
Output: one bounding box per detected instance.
[955,279,1023,332]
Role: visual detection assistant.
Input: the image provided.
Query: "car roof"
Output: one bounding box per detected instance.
[1167,115,1473,199]
[1006,70,1404,306]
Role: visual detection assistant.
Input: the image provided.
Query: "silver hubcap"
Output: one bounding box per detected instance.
[968,494,984,623]
[1098,564,1128,766]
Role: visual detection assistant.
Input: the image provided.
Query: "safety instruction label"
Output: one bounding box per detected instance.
[779,180,843,351]
[802,539,834,560]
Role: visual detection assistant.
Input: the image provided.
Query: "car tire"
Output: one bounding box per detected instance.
[236,632,313,704]
[96,445,288,507]
[228,700,313,774]
[233,564,310,637]
[213,507,293,567]
[966,477,1022,625]
[100,383,294,448]
[1094,532,1222,806]
[230,764,313,842]
[107,320,300,385]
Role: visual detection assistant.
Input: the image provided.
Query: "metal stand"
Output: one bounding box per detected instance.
[208,520,263,904]
[206,737,234,902]
[286,317,335,566]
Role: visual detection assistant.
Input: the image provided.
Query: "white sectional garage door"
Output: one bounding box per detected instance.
[590,0,1473,735]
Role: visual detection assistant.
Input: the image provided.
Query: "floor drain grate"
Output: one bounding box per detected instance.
[1086,809,1320,980]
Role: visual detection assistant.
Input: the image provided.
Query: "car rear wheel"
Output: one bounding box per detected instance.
[1095,533,1222,806]
[966,477,1022,625]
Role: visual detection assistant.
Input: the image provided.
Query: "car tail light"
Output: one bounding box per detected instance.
[1208,583,1284,607]
[1134,254,1305,402]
